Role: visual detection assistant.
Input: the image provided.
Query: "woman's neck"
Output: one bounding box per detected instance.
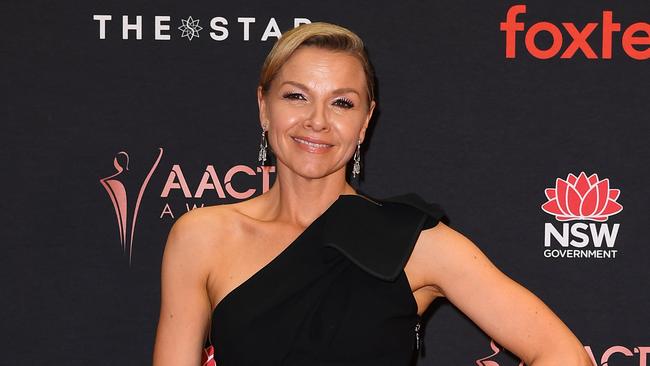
[263,168,356,227]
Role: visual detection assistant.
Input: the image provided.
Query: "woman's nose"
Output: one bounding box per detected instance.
[304,102,329,131]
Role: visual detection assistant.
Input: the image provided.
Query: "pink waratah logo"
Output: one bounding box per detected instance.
[541,172,622,222]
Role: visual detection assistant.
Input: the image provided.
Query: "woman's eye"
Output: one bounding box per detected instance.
[333,98,354,109]
[282,92,306,101]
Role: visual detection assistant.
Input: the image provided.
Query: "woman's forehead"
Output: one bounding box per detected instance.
[275,47,367,91]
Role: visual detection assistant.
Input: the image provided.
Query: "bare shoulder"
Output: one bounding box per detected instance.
[162,203,243,273]
[168,204,235,242]
[409,221,480,268]
[416,221,481,261]
[407,221,496,296]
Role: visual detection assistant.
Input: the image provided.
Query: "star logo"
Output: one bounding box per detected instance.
[178,16,203,41]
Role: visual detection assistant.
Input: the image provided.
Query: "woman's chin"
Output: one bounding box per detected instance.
[287,164,341,180]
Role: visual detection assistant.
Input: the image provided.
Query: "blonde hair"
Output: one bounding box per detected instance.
[259,22,375,107]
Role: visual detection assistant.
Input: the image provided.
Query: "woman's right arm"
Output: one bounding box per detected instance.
[153,210,215,366]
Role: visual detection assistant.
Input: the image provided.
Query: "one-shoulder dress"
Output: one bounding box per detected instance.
[208,191,447,366]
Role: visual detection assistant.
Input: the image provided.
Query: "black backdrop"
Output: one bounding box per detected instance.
[3,0,649,365]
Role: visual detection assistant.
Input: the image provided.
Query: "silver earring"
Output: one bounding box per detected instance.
[258,123,268,165]
[352,139,361,178]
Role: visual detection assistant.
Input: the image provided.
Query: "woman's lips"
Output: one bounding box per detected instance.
[292,136,334,153]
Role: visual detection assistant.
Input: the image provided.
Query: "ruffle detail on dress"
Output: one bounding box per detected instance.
[321,192,447,282]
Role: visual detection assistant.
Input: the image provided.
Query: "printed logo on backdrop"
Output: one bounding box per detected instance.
[476,339,650,366]
[500,4,650,60]
[93,15,310,41]
[99,148,276,265]
[476,340,523,366]
[100,149,163,265]
[541,172,623,259]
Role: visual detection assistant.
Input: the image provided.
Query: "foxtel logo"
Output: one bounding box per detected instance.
[500,4,650,60]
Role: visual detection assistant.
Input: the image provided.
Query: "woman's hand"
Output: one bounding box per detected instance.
[411,222,592,366]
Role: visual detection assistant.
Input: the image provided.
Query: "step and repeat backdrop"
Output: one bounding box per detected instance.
[4,0,649,365]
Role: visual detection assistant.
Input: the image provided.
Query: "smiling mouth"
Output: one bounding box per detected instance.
[292,137,334,148]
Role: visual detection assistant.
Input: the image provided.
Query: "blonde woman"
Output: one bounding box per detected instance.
[153,22,591,366]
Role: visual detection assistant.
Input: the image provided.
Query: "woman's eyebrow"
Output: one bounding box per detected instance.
[280,80,309,90]
[332,87,360,97]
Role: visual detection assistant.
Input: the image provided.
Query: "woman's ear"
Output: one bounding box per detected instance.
[359,100,376,143]
[257,86,267,128]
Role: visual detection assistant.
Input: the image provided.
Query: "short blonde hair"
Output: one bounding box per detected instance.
[259,22,375,107]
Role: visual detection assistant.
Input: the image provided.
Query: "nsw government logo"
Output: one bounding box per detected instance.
[541,172,623,259]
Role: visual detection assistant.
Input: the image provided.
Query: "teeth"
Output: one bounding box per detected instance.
[293,137,331,148]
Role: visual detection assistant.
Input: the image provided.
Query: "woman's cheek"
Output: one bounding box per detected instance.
[275,105,307,125]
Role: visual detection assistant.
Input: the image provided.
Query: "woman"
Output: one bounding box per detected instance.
[153,22,591,366]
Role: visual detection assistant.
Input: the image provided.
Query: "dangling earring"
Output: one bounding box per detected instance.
[352,138,361,178]
[258,123,268,165]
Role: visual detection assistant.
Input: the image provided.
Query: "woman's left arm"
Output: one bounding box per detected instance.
[412,222,592,366]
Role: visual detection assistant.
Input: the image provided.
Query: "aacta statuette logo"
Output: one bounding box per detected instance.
[475,340,524,366]
[541,172,623,259]
[100,148,164,265]
[500,4,650,60]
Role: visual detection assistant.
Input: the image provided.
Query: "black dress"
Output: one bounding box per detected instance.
[209,191,446,365]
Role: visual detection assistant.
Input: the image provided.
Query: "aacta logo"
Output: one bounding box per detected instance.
[500,4,650,60]
[541,172,623,259]
[93,15,310,41]
[476,339,650,366]
[100,148,276,264]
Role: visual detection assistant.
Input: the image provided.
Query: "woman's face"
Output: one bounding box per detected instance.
[258,46,376,180]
